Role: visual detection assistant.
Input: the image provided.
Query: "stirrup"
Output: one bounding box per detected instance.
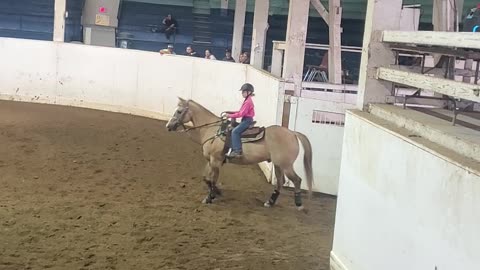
[226,150,243,158]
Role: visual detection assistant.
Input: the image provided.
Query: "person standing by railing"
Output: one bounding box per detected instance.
[223,49,235,62]
[159,44,175,55]
[239,51,250,64]
[205,49,217,60]
[162,14,178,42]
[185,46,197,57]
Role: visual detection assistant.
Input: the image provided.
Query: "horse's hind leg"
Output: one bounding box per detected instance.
[284,167,304,211]
[264,165,284,208]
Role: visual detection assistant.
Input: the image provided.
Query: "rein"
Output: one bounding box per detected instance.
[183,119,226,147]
[177,104,227,133]
[175,105,228,146]
[180,119,224,133]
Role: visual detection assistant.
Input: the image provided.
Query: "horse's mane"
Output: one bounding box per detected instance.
[186,99,219,119]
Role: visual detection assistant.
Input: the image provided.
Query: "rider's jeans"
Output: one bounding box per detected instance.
[231,117,253,152]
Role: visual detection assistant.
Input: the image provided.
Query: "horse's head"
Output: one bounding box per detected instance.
[166,97,193,132]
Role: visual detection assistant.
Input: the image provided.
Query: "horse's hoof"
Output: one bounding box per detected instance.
[264,201,272,208]
[212,187,222,196]
[297,205,305,211]
[202,197,213,204]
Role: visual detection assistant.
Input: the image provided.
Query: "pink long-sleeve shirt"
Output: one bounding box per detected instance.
[228,96,255,119]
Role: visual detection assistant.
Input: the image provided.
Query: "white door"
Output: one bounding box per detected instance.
[285,96,355,195]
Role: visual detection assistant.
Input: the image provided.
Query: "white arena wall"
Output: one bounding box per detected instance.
[330,110,480,270]
[0,38,283,121]
[0,37,283,180]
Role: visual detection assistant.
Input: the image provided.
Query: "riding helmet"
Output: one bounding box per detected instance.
[239,83,254,93]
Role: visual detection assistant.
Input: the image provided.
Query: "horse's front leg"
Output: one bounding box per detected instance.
[202,160,221,204]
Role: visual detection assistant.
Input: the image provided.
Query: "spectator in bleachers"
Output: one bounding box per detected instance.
[205,49,217,60]
[222,49,235,62]
[162,14,178,41]
[159,44,175,55]
[239,51,250,64]
[185,46,197,57]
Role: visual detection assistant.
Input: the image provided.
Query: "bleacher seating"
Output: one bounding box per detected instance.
[0,0,366,80]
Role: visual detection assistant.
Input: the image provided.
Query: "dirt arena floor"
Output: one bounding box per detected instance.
[0,100,336,270]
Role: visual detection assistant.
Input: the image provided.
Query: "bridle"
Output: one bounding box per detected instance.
[171,106,224,133]
[170,105,190,131]
[170,105,228,147]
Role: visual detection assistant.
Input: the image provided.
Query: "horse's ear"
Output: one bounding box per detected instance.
[178,97,186,104]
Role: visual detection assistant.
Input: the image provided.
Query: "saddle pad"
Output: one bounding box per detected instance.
[241,127,265,143]
[242,127,263,137]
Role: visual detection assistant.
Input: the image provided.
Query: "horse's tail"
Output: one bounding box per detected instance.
[295,132,314,200]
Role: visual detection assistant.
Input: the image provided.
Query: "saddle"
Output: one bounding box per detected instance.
[231,121,265,141]
[219,120,266,155]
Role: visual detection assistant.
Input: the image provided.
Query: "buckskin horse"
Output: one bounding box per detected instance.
[166,98,314,210]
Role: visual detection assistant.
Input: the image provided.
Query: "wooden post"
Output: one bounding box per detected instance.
[433,0,456,32]
[456,0,465,29]
[232,0,247,62]
[271,42,283,77]
[432,0,458,97]
[328,0,342,84]
[356,0,402,110]
[250,0,270,69]
[220,0,229,16]
[463,59,474,83]
[282,0,310,97]
[221,0,229,10]
[53,0,66,42]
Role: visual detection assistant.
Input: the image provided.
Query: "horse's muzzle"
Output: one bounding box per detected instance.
[166,122,178,132]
